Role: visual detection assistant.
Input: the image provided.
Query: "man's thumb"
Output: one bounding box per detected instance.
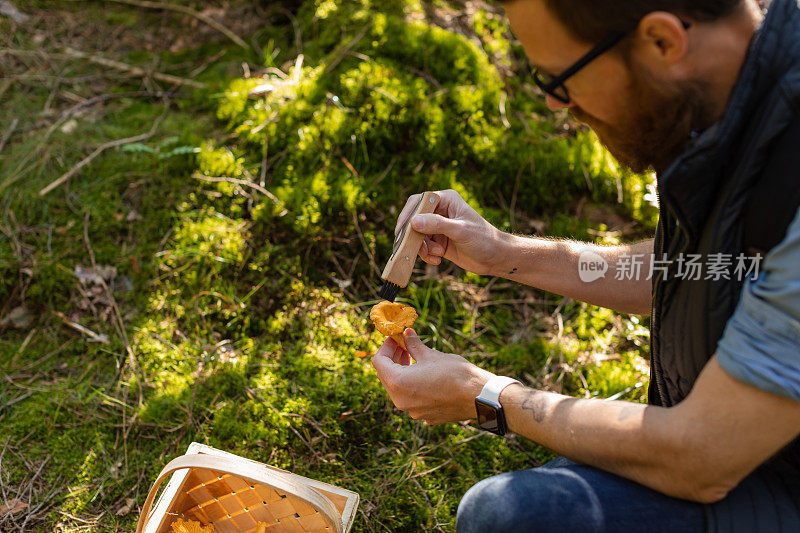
[403,328,430,361]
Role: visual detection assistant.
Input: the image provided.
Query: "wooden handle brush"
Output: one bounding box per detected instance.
[378,191,441,301]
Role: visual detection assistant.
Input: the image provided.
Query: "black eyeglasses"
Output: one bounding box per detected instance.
[533,20,692,104]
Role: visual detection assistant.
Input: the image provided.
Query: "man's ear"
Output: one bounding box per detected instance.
[635,12,690,68]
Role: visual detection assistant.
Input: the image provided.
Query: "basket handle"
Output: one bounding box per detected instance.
[136,454,344,533]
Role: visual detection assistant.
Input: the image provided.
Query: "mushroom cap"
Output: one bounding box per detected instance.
[370,301,418,336]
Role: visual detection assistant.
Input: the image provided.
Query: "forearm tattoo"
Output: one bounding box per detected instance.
[521,390,548,423]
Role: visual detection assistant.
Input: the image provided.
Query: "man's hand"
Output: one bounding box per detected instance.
[396,189,505,276]
[371,328,495,425]
[395,189,653,314]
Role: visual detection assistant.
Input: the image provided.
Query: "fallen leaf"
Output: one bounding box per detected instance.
[0,1,30,24]
[56,220,76,235]
[354,350,369,359]
[114,497,135,516]
[74,264,117,285]
[0,498,28,516]
[331,276,352,290]
[60,119,78,134]
[0,305,33,329]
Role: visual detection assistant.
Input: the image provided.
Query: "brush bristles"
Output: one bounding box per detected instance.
[378,281,400,302]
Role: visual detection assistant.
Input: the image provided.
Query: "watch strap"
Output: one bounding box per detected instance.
[478,375,521,405]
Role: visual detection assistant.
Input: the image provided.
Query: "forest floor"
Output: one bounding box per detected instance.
[1,1,655,531]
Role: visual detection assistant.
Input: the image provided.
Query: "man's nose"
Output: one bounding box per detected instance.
[545,93,572,111]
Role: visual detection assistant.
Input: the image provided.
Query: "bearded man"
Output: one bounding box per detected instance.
[371,0,800,531]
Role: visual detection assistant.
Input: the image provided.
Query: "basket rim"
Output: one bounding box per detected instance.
[144,442,360,533]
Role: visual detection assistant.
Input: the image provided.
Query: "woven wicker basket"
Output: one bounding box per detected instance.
[137,443,359,533]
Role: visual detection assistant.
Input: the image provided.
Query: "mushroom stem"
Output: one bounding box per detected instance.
[390,333,406,351]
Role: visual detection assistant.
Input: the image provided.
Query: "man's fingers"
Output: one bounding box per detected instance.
[372,351,400,384]
[420,239,430,262]
[425,236,445,256]
[390,344,406,364]
[418,240,443,265]
[396,189,464,236]
[396,189,465,232]
[375,337,397,358]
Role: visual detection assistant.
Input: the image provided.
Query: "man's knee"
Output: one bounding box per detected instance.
[457,471,562,533]
[457,474,513,533]
[456,466,602,533]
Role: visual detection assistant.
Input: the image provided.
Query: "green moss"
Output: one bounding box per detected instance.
[1,1,654,530]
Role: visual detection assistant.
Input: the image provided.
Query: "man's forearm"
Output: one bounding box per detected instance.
[499,384,717,503]
[490,234,654,315]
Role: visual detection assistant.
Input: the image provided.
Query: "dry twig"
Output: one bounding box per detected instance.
[0,117,18,154]
[106,0,249,50]
[64,47,205,89]
[53,311,110,344]
[191,173,288,216]
[39,105,167,196]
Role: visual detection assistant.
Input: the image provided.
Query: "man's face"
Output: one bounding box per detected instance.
[504,0,710,173]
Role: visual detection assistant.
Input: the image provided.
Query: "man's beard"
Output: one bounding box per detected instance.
[572,59,713,174]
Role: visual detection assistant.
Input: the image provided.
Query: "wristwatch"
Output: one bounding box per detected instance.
[475,376,521,435]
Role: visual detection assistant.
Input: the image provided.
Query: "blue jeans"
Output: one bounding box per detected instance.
[456,457,705,533]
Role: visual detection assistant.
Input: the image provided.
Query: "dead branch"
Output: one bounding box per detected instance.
[54,311,110,344]
[106,0,249,50]
[39,106,166,196]
[64,47,205,89]
[191,173,288,216]
[0,117,18,153]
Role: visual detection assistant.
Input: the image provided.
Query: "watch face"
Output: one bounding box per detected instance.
[475,398,502,434]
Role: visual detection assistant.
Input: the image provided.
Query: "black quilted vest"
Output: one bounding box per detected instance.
[649,0,800,407]
[648,0,800,529]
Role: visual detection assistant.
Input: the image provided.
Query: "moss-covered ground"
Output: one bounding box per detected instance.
[1,1,657,531]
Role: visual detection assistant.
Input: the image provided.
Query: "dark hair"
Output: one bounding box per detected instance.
[500,0,743,43]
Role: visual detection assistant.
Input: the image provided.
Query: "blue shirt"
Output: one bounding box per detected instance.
[717,206,800,401]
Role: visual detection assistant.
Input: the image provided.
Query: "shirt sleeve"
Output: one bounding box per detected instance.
[716,206,800,401]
